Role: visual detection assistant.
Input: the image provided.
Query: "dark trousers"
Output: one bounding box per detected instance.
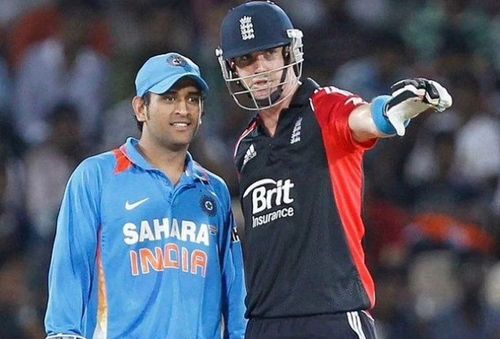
[245,311,377,339]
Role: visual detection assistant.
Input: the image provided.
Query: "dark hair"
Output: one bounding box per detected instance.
[136,92,151,132]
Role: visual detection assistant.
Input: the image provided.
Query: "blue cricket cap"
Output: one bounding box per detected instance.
[135,53,209,97]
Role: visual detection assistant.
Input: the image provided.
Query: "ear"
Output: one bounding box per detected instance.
[283,46,291,59]
[229,61,238,76]
[132,96,147,123]
[198,102,204,125]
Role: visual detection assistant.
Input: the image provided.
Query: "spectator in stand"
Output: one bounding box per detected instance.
[402,0,493,64]
[0,23,11,118]
[7,0,111,70]
[0,257,42,338]
[13,0,109,145]
[24,102,87,244]
[0,150,28,265]
[448,72,500,192]
[332,30,411,101]
[23,102,88,326]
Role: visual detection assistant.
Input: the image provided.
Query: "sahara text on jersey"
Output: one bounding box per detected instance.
[123,217,214,277]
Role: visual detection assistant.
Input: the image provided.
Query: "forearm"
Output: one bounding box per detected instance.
[348,103,387,143]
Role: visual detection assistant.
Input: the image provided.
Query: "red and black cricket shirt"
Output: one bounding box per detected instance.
[234,78,377,319]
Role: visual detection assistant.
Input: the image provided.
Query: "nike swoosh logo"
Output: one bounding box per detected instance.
[125,198,150,210]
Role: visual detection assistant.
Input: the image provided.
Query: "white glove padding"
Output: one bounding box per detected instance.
[385,78,453,136]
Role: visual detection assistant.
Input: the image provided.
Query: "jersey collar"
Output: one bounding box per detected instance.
[289,78,320,108]
[247,78,320,136]
[121,137,208,184]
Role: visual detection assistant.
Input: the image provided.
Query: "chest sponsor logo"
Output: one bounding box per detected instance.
[243,178,295,228]
[123,217,214,277]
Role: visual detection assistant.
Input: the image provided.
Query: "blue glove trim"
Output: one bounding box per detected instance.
[371,95,397,136]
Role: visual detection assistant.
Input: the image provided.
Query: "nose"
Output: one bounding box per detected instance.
[253,54,267,73]
[175,99,189,115]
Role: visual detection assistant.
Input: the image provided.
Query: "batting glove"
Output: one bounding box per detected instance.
[385,78,453,136]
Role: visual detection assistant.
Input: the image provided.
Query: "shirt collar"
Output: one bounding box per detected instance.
[289,78,320,108]
[121,137,208,184]
[247,78,320,135]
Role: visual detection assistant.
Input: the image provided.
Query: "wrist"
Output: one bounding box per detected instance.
[370,95,396,136]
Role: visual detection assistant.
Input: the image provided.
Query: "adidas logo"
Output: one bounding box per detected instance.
[243,144,257,168]
[290,117,303,144]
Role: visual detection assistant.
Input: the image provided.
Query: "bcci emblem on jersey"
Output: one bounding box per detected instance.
[200,195,217,216]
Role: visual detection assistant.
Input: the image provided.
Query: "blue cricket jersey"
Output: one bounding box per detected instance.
[45,137,247,339]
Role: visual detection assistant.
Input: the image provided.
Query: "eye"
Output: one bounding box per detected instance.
[187,95,202,104]
[263,48,280,60]
[237,54,251,62]
[162,94,176,103]
[265,48,277,56]
[233,54,254,68]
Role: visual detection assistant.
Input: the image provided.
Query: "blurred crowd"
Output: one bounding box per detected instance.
[0,0,499,338]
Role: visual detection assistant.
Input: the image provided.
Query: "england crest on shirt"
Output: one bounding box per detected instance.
[290,117,303,144]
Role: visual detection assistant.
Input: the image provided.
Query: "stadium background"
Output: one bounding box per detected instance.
[0,0,499,338]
